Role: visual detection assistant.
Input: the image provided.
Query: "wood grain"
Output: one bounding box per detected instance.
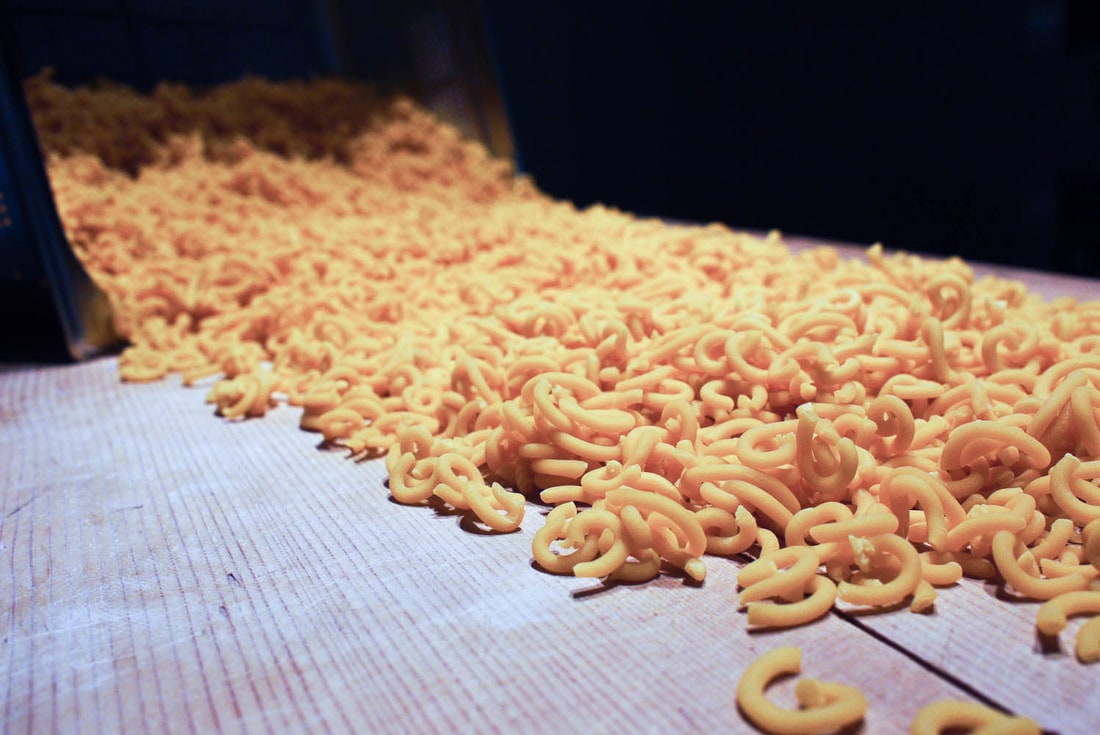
[1,358,1011,735]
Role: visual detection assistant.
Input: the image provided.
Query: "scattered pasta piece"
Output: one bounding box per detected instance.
[735,647,867,735]
[1035,589,1100,636]
[909,700,1040,735]
[1075,614,1100,663]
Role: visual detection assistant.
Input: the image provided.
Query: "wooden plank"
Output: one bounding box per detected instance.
[783,234,1100,734]
[834,578,1099,733]
[2,358,994,735]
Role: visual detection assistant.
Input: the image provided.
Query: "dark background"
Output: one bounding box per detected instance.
[484,1,1100,278]
[2,0,1098,278]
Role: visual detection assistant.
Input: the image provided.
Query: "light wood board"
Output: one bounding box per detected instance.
[3,353,1096,735]
[4,240,1099,734]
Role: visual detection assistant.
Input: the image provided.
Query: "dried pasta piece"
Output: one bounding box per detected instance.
[1076,614,1100,663]
[462,481,525,533]
[836,533,922,607]
[735,647,867,735]
[992,530,1091,600]
[746,575,838,628]
[561,507,628,578]
[909,700,1040,735]
[1034,589,1100,636]
[531,503,599,575]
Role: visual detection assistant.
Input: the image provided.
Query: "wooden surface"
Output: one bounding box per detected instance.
[2,254,1099,734]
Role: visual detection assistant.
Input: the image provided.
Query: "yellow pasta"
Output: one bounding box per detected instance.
[735,647,867,735]
[836,532,923,607]
[31,78,1100,727]
[1085,518,1100,570]
[909,700,1040,735]
[1035,589,1100,636]
[992,530,1091,600]
[738,546,821,606]
[746,575,838,628]
[1076,614,1100,663]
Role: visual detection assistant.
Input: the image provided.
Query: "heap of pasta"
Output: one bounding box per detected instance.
[38,76,1100,647]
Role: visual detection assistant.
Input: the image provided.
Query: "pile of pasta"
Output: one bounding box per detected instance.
[41,78,1100,666]
[26,70,388,175]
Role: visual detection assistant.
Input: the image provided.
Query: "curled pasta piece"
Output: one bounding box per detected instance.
[921,316,958,384]
[991,530,1091,600]
[531,503,599,575]
[1076,615,1100,664]
[557,394,636,436]
[724,330,772,384]
[736,420,798,468]
[807,511,899,544]
[608,548,662,584]
[431,453,485,508]
[538,483,585,505]
[880,468,963,550]
[1026,370,1093,449]
[207,370,277,419]
[939,420,1051,474]
[462,481,525,533]
[528,377,575,433]
[738,546,821,606]
[926,271,971,328]
[795,404,858,502]
[620,425,663,467]
[980,321,1039,373]
[385,449,436,504]
[696,506,757,556]
[909,700,1040,735]
[698,480,795,532]
[837,533,922,607]
[580,461,642,500]
[1039,556,1099,580]
[550,430,621,463]
[784,502,852,547]
[746,575,838,629]
[1035,589,1100,636]
[919,552,964,587]
[683,462,801,526]
[604,488,707,580]
[1026,517,1075,561]
[562,507,628,578]
[880,373,947,401]
[867,392,916,453]
[735,647,867,735]
[942,511,1026,553]
[619,503,654,550]
[1048,454,1100,526]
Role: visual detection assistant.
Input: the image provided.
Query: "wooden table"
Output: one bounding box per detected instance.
[2,242,1098,735]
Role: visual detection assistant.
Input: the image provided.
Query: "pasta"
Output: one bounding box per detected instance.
[1075,614,1100,663]
[734,647,867,734]
[908,700,1040,735]
[31,75,1100,731]
[734,647,1047,734]
[1035,589,1100,636]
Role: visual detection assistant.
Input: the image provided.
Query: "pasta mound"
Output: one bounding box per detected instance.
[25,70,389,175]
[36,77,1100,636]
